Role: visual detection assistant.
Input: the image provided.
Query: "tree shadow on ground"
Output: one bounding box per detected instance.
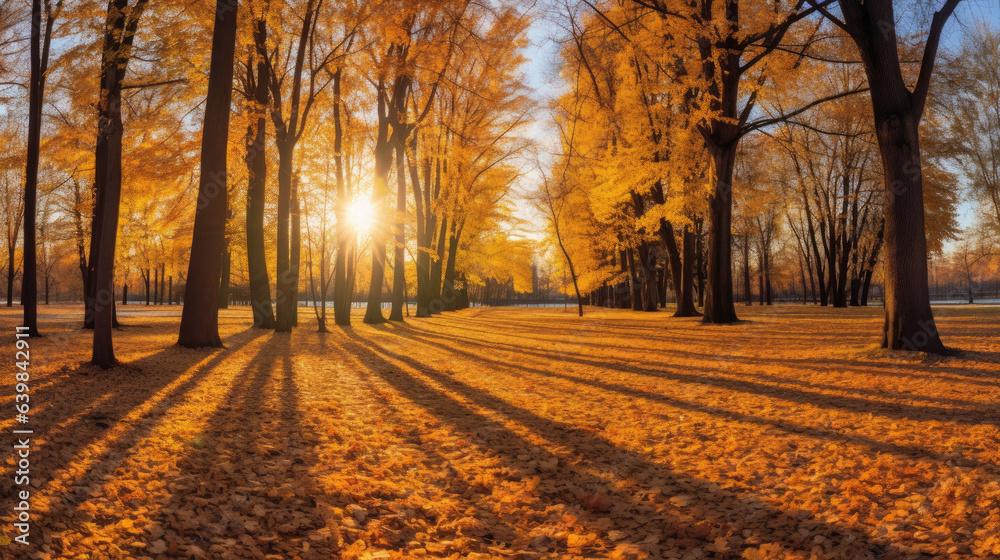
[390,326,995,470]
[397,324,998,427]
[0,326,268,512]
[131,333,340,559]
[342,329,891,558]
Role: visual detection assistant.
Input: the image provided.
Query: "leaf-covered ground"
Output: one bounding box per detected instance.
[0,304,999,559]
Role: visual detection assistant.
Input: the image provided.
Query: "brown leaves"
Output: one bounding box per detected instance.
[582,492,613,512]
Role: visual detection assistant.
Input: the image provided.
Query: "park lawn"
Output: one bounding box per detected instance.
[0,304,998,560]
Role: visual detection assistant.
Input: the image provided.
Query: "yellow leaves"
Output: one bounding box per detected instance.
[742,543,783,559]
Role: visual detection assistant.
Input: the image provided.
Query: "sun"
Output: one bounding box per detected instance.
[347,198,376,232]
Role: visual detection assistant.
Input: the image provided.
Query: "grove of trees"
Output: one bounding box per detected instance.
[0,0,997,365]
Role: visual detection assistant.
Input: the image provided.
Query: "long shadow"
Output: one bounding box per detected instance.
[405,324,986,409]
[387,326,997,469]
[342,329,889,557]
[135,333,340,558]
[447,309,998,366]
[446,313,1000,382]
[0,326,268,510]
[397,325,998,426]
[341,360,528,547]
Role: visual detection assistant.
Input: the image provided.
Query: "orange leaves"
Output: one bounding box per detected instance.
[5,305,1000,559]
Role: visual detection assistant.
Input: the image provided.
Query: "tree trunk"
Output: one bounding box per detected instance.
[838,0,955,352]
[90,75,125,366]
[177,0,239,348]
[660,219,680,305]
[245,18,276,329]
[764,244,772,305]
[703,147,738,323]
[6,241,14,307]
[876,113,943,351]
[364,104,393,324]
[695,217,705,308]
[21,0,49,337]
[677,225,700,316]
[121,283,127,305]
[743,236,752,306]
[275,142,294,331]
[331,69,350,327]
[290,181,301,327]
[430,215,447,313]
[389,140,407,321]
[88,0,146,364]
[442,228,460,312]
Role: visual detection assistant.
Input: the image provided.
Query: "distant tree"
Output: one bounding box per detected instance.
[939,23,1000,236]
[952,227,996,304]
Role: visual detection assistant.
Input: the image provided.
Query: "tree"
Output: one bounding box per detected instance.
[952,227,996,304]
[22,0,62,336]
[940,22,1000,237]
[177,0,239,348]
[809,0,962,352]
[89,0,150,367]
[239,12,276,328]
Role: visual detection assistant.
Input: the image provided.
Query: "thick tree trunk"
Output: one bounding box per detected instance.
[876,112,943,352]
[703,147,738,323]
[838,0,955,352]
[177,0,239,348]
[246,19,276,329]
[89,0,144,363]
[91,78,125,366]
